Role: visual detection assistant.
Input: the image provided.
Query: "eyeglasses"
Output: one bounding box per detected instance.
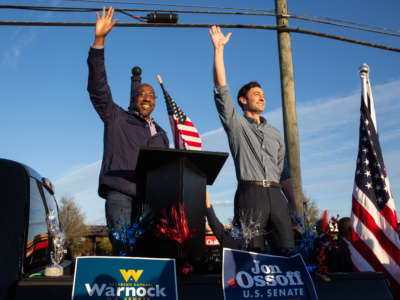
[136,92,157,100]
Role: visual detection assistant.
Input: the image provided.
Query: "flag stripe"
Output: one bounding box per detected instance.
[174,122,200,133]
[351,228,400,298]
[178,134,202,143]
[347,238,374,272]
[353,186,400,249]
[183,140,202,148]
[380,203,398,232]
[350,225,400,288]
[351,216,400,286]
[350,226,392,274]
[180,128,201,138]
[175,126,201,138]
[382,177,398,227]
[352,195,400,266]
[181,119,195,127]
[184,145,201,150]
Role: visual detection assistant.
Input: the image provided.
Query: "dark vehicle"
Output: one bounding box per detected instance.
[0,158,66,299]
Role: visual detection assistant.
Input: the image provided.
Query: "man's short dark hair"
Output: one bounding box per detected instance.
[338,217,350,238]
[237,81,261,110]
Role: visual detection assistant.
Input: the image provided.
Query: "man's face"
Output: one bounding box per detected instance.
[241,86,265,114]
[134,84,156,118]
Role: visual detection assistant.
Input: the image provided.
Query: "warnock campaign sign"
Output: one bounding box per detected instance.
[223,248,318,300]
[72,256,178,300]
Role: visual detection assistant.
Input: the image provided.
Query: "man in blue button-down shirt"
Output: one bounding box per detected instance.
[209,25,296,254]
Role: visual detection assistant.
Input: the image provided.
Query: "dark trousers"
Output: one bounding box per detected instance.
[233,184,294,253]
[105,190,142,256]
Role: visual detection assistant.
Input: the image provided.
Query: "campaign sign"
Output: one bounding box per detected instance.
[72,256,178,300]
[223,248,318,300]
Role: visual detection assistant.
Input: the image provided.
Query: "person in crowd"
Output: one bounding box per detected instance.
[209,25,297,254]
[205,192,244,250]
[326,217,353,272]
[87,7,169,255]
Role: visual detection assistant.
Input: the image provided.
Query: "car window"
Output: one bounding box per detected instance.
[42,186,59,227]
[25,178,49,271]
[27,178,47,242]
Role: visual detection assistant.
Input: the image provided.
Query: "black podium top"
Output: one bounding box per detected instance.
[136,147,229,185]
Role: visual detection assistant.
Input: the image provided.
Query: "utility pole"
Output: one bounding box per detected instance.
[275,0,304,216]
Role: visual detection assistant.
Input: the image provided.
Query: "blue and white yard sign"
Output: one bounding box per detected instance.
[223,248,318,300]
[72,256,178,300]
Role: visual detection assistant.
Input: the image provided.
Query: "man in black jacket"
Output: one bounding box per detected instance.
[87,7,169,255]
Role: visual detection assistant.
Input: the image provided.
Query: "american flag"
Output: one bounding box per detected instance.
[157,75,202,151]
[349,64,400,297]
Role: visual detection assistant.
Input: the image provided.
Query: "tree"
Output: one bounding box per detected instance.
[96,237,112,256]
[301,194,321,229]
[58,196,91,257]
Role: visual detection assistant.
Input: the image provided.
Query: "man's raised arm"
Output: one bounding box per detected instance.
[209,25,231,87]
[87,6,118,122]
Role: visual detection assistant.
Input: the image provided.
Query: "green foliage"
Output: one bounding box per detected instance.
[58,196,91,257]
[96,237,112,256]
[301,194,321,228]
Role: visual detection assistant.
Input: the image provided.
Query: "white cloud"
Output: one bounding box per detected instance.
[54,160,105,224]
[2,29,38,69]
[2,0,62,68]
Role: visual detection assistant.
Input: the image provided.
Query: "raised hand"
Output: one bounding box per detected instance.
[209,25,232,49]
[206,191,211,208]
[93,6,118,47]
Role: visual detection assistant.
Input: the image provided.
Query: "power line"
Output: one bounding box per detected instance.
[61,0,400,35]
[290,12,400,35]
[1,5,399,52]
[2,4,400,38]
[0,5,278,17]
[290,14,400,38]
[1,21,399,53]
[284,26,400,52]
[62,0,276,13]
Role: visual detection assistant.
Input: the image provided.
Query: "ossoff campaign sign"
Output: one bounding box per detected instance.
[72,256,178,300]
[223,248,317,300]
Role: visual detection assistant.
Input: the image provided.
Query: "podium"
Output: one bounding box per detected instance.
[136,147,228,269]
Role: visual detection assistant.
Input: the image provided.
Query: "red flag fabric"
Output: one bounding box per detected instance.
[349,64,400,298]
[158,76,202,151]
[168,112,202,151]
[322,210,328,233]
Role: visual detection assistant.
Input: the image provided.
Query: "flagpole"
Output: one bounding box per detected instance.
[358,63,369,109]
[156,75,167,95]
[358,63,378,131]
[156,75,163,88]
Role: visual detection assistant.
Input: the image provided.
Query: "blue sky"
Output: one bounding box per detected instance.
[1,0,400,224]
